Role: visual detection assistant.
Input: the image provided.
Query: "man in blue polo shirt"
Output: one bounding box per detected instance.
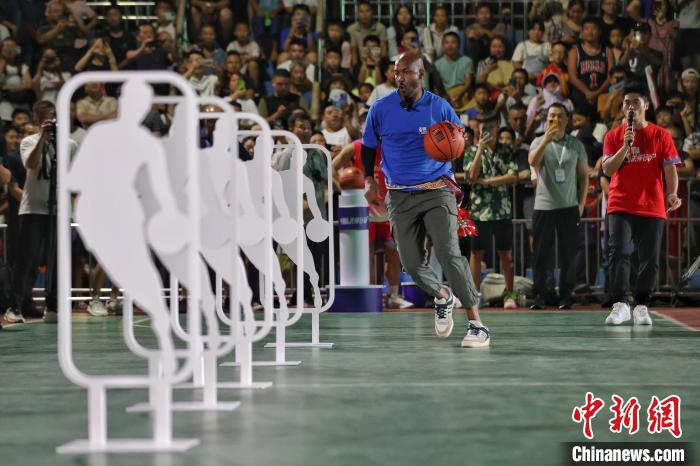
[362,48,490,348]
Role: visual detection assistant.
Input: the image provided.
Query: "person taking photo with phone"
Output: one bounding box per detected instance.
[528,102,589,310]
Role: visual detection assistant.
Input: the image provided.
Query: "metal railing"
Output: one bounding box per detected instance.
[339,1,627,40]
[86,1,156,29]
[3,177,699,303]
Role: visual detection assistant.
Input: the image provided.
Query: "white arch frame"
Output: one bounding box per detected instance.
[56,71,201,453]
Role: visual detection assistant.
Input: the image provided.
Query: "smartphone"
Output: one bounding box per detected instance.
[370,46,380,58]
[633,31,642,42]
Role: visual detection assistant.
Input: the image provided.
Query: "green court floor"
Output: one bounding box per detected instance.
[1,310,698,466]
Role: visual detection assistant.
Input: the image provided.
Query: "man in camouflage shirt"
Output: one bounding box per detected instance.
[463,112,519,308]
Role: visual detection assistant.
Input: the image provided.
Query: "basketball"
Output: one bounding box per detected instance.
[423,121,465,162]
[338,166,365,190]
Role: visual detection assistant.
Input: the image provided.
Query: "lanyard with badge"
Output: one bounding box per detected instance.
[553,139,567,184]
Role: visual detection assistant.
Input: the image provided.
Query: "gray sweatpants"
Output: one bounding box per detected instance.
[386,187,479,308]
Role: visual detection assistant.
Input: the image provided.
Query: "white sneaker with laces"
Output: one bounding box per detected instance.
[386,295,414,309]
[87,299,108,317]
[43,310,58,323]
[605,302,631,325]
[4,308,25,323]
[461,321,491,348]
[434,292,455,338]
[632,305,652,325]
[106,298,122,314]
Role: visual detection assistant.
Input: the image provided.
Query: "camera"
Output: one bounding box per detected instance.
[45,118,58,141]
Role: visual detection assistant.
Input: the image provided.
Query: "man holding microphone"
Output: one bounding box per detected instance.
[602,83,682,326]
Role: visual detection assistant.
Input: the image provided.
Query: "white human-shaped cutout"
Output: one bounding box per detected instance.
[198,117,259,337]
[277,148,330,309]
[66,79,183,377]
[231,137,292,314]
[149,105,223,349]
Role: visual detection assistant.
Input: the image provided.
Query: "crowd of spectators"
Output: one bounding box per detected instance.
[1,0,700,318]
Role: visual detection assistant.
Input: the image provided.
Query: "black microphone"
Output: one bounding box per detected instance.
[626,109,634,148]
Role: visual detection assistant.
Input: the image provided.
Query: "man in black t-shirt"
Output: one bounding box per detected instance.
[619,22,661,94]
[104,6,137,67]
[597,0,631,47]
[257,69,308,129]
[37,1,84,72]
[124,23,173,94]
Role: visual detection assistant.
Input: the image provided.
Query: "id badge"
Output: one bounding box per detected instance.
[554,168,566,184]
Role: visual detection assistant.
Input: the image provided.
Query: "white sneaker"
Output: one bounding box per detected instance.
[4,308,25,323]
[453,296,463,308]
[106,298,122,314]
[632,305,653,325]
[434,292,455,338]
[461,321,491,348]
[87,299,108,317]
[43,310,58,323]
[503,298,517,309]
[386,295,414,309]
[605,302,631,325]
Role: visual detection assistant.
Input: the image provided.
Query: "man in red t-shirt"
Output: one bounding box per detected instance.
[332,139,414,309]
[601,83,682,326]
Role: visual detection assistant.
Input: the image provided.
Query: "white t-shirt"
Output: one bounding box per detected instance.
[679,1,700,29]
[0,63,30,121]
[71,127,87,146]
[19,134,78,215]
[189,74,219,96]
[511,40,551,75]
[283,0,317,7]
[38,71,72,104]
[276,60,315,82]
[322,127,351,147]
[226,40,261,61]
[0,24,10,41]
[367,83,396,105]
[155,22,176,40]
[571,123,607,144]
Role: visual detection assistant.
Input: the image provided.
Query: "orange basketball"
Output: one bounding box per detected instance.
[423,121,465,162]
[339,166,365,190]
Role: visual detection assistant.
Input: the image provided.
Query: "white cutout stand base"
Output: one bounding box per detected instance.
[57,439,200,454]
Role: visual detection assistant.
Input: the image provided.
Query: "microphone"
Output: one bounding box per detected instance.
[626,109,634,148]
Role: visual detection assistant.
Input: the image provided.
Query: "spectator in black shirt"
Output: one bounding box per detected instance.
[104,6,138,68]
[598,0,631,47]
[37,1,85,72]
[2,125,23,270]
[257,68,308,129]
[125,23,173,94]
